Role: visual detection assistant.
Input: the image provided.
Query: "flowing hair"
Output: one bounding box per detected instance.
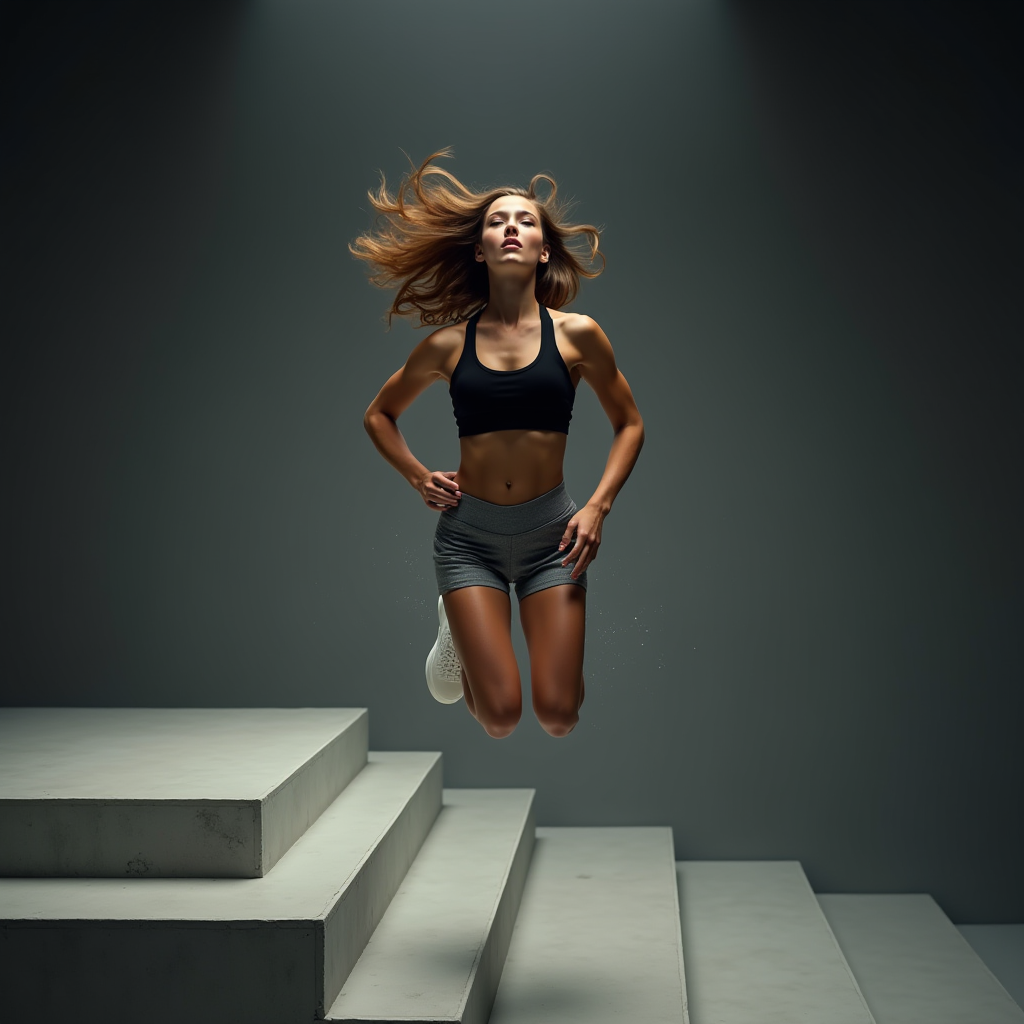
[350,148,605,327]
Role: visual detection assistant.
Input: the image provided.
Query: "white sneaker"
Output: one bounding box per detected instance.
[425,594,464,703]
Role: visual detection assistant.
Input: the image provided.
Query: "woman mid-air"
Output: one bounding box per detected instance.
[354,150,644,739]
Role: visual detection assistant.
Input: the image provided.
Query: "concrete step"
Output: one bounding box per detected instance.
[327,788,535,1024]
[0,706,368,878]
[677,861,875,1024]
[819,894,1024,1024]
[487,827,688,1024]
[0,750,441,1024]
[958,924,1024,1010]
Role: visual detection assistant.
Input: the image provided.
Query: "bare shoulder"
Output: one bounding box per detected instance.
[408,320,467,381]
[550,309,638,424]
[550,309,602,336]
[418,321,465,359]
[549,309,614,369]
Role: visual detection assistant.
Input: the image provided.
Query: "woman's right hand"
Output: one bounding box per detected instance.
[418,470,461,512]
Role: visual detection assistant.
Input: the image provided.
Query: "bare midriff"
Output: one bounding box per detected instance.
[457,429,568,505]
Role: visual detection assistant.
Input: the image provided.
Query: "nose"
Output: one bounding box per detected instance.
[504,223,518,236]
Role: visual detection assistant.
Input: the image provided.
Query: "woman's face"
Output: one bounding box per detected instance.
[475,196,550,271]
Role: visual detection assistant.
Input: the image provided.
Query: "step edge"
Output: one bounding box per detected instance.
[819,893,1024,1017]
[260,711,370,875]
[256,709,369,802]
[455,790,536,1024]
[795,867,878,1024]
[318,752,444,1015]
[326,788,537,1024]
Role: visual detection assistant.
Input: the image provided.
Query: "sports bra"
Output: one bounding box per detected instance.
[449,305,576,437]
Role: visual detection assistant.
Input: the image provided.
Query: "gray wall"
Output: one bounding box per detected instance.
[3,1,1021,922]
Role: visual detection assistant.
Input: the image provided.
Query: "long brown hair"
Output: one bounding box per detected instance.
[350,148,604,327]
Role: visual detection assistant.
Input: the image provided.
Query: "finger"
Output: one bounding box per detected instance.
[569,543,591,578]
[561,538,585,568]
[430,473,457,494]
[558,522,578,551]
[435,473,461,497]
[572,545,597,578]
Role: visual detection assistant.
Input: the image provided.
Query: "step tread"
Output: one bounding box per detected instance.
[819,894,1024,1024]
[487,827,688,1024]
[0,707,365,799]
[0,751,438,923]
[327,788,535,1023]
[677,861,875,1024]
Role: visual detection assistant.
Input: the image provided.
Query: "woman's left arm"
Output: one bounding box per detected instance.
[558,316,645,579]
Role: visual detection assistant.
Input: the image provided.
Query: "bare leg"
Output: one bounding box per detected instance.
[443,587,522,739]
[518,584,586,738]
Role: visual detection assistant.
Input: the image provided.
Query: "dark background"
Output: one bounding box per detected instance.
[2,1,1021,922]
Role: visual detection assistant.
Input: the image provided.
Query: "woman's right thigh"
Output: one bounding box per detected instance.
[442,586,522,732]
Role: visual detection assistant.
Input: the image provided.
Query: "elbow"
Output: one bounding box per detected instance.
[617,414,643,446]
[364,407,397,442]
[363,407,385,433]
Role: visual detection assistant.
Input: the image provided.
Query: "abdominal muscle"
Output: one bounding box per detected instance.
[456,429,568,505]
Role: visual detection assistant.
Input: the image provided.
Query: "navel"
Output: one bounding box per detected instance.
[505,480,513,489]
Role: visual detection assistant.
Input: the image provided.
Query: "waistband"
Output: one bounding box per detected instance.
[443,481,575,535]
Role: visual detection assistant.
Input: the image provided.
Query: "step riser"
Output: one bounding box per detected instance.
[328,790,536,1024]
[321,756,444,1015]
[1,799,261,878]
[263,711,368,875]
[459,799,535,1024]
[2,922,315,1022]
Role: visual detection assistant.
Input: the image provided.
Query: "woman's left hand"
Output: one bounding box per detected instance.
[558,502,606,579]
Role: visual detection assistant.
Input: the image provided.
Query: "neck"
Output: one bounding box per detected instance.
[482,273,540,328]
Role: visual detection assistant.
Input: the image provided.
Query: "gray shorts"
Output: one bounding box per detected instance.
[433,481,588,600]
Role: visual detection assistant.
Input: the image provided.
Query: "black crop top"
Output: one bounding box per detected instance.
[449,305,576,437]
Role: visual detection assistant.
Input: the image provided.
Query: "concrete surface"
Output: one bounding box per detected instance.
[488,827,688,1024]
[0,751,441,1023]
[0,707,368,877]
[958,924,1024,1010]
[677,861,874,1024]
[820,894,1024,1024]
[328,788,535,1023]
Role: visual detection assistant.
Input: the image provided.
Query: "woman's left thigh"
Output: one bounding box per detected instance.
[518,584,586,709]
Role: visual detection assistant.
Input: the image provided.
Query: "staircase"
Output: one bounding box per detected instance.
[0,708,1020,1024]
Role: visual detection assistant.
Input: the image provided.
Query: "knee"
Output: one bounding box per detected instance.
[474,690,522,740]
[533,698,580,738]
[480,704,521,739]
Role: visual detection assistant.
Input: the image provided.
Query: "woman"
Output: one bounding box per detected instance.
[354,150,643,739]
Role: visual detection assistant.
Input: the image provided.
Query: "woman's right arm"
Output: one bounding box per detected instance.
[363,328,462,510]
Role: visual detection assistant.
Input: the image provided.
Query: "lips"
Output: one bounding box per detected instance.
[501,239,522,249]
